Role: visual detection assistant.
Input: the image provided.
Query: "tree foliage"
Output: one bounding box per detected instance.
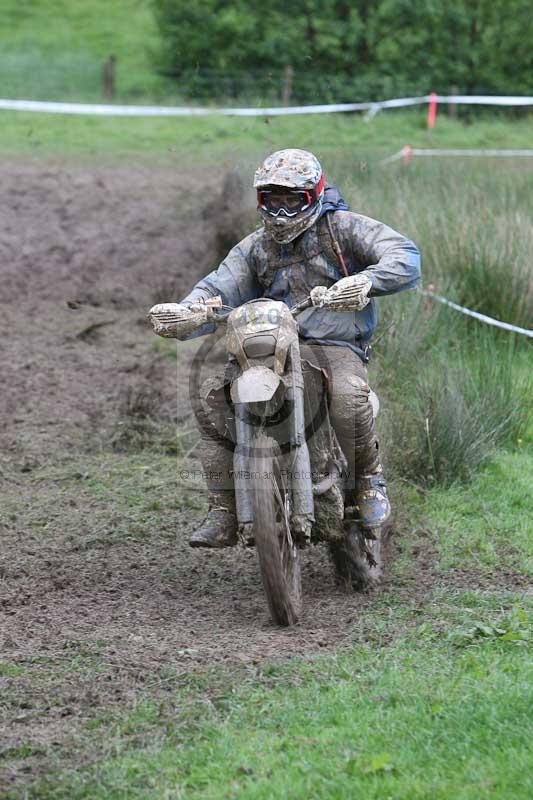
[153,0,533,102]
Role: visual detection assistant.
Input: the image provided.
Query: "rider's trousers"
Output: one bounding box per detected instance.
[194,342,381,510]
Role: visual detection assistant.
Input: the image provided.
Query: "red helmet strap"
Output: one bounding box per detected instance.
[314,173,325,200]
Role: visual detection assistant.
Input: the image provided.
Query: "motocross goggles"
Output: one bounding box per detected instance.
[257,176,325,218]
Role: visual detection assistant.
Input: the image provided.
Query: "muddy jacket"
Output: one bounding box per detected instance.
[182,199,420,356]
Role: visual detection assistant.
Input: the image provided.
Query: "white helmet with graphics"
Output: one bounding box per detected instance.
[254,149,325,244]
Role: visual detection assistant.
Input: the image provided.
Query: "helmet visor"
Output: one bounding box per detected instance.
[257,189,313,218]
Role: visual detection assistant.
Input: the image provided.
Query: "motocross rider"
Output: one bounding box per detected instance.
[150,149,421,548]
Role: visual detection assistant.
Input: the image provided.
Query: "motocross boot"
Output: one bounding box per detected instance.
[352,465,391,532]
[189,494,238,548]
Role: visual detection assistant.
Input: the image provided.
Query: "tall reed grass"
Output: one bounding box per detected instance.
[342,160,533,327]
[351,160,533,485]
[376,307,531,485]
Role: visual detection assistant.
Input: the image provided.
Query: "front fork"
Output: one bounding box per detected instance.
[285,341,314,541]
[233,403,254,534]
[233,341,315,542]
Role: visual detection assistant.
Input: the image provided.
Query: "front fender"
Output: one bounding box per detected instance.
[230,366,282,404]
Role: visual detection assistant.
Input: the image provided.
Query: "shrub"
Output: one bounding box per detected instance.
[378,317,531,486]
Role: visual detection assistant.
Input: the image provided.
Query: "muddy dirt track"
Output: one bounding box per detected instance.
[0,159,382,787]
[1,160,527,790]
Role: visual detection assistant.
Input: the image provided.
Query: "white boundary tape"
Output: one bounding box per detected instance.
[382,147,533,163]
[419,289,533,338]
[0,96,426,117]
[436,94,533,106]
[1,93,533,117]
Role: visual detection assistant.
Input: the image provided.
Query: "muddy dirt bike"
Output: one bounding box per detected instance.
[183,292,383,627]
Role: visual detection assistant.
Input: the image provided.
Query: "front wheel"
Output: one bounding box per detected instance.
[251,432,302,626]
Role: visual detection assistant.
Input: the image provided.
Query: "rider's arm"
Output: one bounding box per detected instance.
[181,232,262,309]
[338,212,421,297]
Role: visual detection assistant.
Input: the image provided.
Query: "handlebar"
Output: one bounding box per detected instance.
[290,296,314,317]
[204,294,315,324]
[151,281,366,339]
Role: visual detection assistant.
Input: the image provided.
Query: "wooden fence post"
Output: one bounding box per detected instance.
[449,86,458,118]
[281,65,293,106]
[102,55,116,100]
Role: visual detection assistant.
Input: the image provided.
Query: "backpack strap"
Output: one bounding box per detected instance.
[325,213,350,277]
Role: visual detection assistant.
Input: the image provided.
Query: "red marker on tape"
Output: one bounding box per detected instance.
[402,145,412,166]
[427,92,438,129]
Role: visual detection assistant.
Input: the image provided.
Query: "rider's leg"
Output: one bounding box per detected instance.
[307,344,390,531]
[188,433,238,548]
[188,362,238,549]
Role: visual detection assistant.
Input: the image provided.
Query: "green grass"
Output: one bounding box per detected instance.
[353,153,532,488]
[4,446,531,799]
[24,591,532,799]
[340,160,533,328]
[2,108,533,159]
[3,450,207,544]
[1,0,168,101]
[0,662,26,678]
[425,449,533,575]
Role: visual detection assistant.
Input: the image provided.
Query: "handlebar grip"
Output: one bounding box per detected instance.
[291,297,313,317]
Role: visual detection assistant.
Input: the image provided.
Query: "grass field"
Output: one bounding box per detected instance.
[2,108,533,159]
[1,0,166,101]
[1,13,532,793]
[25,587,533,799]
[2,433,531,798]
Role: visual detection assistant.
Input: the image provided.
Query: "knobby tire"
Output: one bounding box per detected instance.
[251,432,302,626]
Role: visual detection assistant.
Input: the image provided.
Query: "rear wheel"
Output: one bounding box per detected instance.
[329,523,383,591]
[251,432,301,626]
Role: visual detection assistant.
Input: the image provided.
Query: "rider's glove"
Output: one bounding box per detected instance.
[148,302,207,340]
[310,286,329,308]
[322,273,373,312]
